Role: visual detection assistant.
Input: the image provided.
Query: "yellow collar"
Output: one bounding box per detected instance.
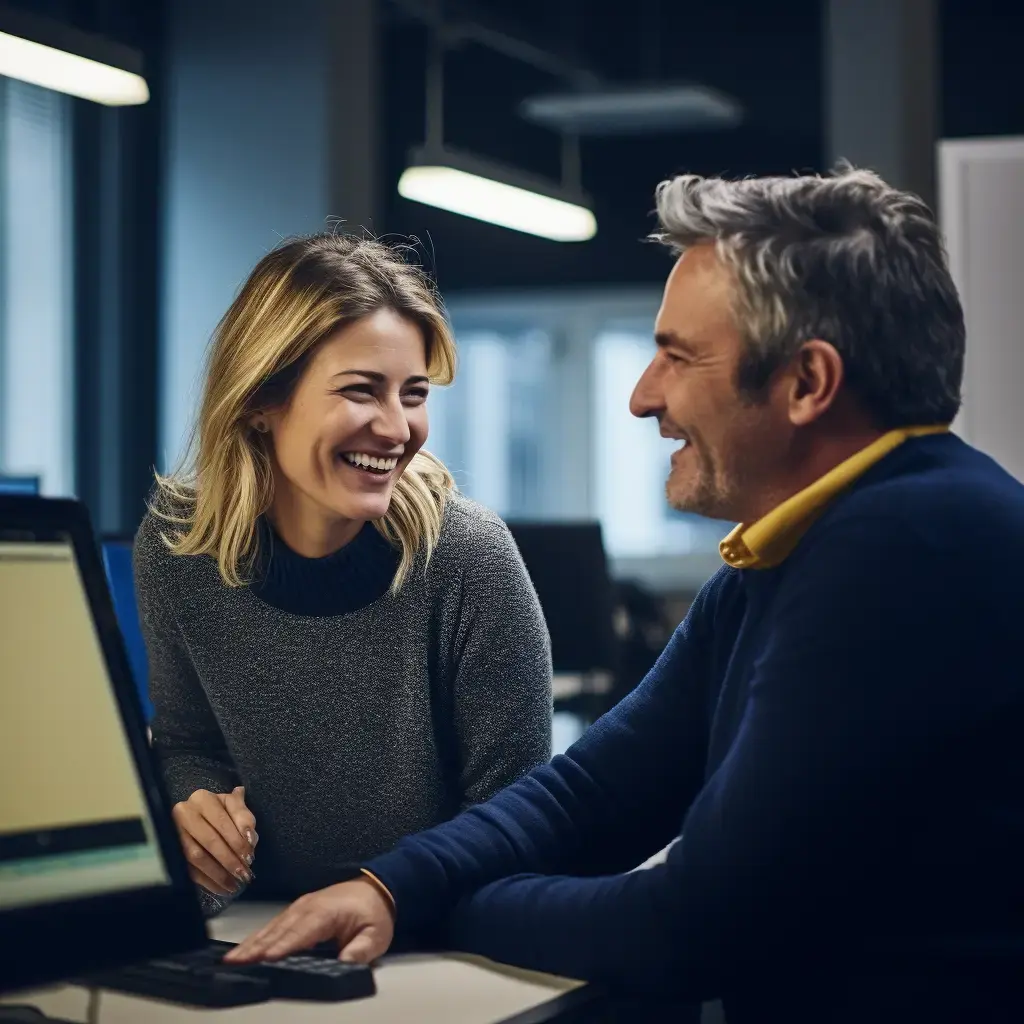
[719,426,949,570]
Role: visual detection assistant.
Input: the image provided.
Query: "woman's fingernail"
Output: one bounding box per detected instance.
[235,868,253,884]
[246,830,258,847]
[244,853,253,865]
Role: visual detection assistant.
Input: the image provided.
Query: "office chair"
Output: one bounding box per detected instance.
[0,474,40,495]
[101,537,152,721]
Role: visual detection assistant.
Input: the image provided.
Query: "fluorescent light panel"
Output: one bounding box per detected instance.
[0,21,148,106]
[520,84,743,135]
[399,164,596,242]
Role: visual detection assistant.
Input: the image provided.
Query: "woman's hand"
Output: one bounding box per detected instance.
[172,786,257,895]
[225,878,395,964]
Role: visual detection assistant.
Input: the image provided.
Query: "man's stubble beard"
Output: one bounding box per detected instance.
[665,445,734,521]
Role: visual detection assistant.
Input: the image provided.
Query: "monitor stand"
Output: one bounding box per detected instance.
[0,1006,78,1023]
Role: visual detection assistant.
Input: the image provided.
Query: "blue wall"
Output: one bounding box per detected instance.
[160,0,339,469]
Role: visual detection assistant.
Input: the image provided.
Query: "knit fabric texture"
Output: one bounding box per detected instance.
[133,492,553,913]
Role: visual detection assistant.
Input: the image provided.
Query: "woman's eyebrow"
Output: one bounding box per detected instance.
[332,370,430,385]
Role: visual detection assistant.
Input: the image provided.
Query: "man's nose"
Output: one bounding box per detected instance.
[629,359,664,420]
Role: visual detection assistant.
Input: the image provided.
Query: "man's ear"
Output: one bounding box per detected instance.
[786,339,844,426]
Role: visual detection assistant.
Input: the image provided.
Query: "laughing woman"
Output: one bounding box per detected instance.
[134,235,552,914]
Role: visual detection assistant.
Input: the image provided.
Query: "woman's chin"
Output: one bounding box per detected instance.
[329,491,393,524]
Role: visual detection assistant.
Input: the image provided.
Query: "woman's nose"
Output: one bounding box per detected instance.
[372,395,411,444]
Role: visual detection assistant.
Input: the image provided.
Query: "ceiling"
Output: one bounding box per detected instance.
[380,0,824,292]
[16,0,1024,295]
[380,0,1024,293]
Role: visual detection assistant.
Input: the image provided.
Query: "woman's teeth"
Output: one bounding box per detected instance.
[341,452,399,473]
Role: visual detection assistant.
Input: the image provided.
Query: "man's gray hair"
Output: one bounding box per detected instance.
[652,166,965,428]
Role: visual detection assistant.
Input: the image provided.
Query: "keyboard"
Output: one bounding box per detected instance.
[81,940,376,1008]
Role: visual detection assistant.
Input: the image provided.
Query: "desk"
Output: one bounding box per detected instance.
[1,903,596,1024]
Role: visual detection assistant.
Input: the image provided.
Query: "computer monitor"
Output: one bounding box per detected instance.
[0,496,205,996]
[506,521,618,675]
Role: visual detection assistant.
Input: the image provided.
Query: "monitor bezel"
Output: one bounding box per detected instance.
[0,496,206,995]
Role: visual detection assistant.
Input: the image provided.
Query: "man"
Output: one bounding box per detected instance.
[228,168,1024,1021]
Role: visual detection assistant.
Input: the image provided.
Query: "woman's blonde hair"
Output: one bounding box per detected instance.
[154,233,457,592]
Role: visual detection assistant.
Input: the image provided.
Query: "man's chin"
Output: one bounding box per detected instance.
[666,473,699,514]
[666,492,700,516]
[666,481,718,520]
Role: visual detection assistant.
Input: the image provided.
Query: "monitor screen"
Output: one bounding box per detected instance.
[0,537,170,912]
[507,522,617,675]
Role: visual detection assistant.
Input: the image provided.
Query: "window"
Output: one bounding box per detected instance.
[0,78,74,496]
[430,291,728,592]
[594,327,693,558]
[430,328,555,518]
[593,327,729,563]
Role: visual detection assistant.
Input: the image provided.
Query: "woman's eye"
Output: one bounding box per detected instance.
[403,388,429,403]
[338,384,374,397]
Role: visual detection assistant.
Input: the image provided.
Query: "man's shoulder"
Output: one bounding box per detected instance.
[676,565,745,639]
[825,436,1024,551]
[782,439,1024,620]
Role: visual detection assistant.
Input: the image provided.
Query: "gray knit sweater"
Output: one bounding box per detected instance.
[133,493,552,912]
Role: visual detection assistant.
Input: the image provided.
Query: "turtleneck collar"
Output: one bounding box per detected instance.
[250,517,399,617]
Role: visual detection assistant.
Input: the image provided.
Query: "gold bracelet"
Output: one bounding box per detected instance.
[359,868,397,917]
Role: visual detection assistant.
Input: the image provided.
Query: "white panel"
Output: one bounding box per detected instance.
[0,80,73,496]
[939,136,1024,481]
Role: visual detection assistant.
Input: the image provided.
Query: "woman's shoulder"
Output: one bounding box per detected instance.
[437,492,515,553]
[425,492,527,589]
[132,487,198,582]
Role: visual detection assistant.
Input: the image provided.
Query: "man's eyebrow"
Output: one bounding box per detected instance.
[332,370,431,385]
[654,331,697,353]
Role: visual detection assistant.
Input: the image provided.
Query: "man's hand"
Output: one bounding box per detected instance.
[224,878,395,965]
[172,786,257,895]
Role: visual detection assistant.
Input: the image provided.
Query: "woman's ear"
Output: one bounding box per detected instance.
[248,413,269,434]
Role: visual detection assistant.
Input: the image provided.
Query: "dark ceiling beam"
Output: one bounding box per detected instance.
[385,0,602,88]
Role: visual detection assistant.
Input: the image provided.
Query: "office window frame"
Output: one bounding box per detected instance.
[441,288,726,592]
[0,76,75,498]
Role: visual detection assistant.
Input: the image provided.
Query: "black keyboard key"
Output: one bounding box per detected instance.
[259,956,376,1002]
[80,942,375,1007]
[85,963,269,1008]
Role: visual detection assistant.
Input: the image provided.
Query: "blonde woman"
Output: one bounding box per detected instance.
[134,235,552,914]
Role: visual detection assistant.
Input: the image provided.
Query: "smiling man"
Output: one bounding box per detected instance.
[227,168,1024,1022]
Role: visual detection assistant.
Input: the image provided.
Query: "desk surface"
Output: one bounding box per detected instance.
[2,903,592,1024]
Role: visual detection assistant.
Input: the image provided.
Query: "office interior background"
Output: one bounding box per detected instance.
[1,0,1022,747]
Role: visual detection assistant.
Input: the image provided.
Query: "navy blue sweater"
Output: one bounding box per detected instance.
[367,434,1024,1020]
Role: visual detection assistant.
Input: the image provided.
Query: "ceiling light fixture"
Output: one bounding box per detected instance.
[520,84,743,136]
[398,32,595,242]
[399,145,596,242]
[0,4,149,106]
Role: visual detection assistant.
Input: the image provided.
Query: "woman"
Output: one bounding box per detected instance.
[134,234,552,914]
